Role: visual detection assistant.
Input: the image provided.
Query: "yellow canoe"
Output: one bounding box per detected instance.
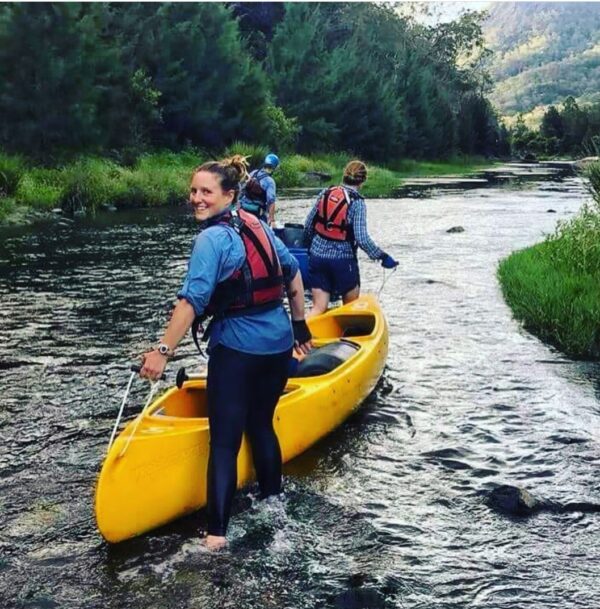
[95,294,388,543]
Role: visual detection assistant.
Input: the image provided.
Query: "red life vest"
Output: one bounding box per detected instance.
[314,186,355,242]
[206,208,284,317]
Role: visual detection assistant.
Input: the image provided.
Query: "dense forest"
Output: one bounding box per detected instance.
[511,96,600,158]
[484,2,600,117]
[0,2,508,164]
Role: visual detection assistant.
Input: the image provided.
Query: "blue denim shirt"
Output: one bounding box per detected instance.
[238,169,277,220]
[303,185,384,260]
[178,211,298,354]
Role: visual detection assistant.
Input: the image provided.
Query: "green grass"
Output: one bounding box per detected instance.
[498,180,600,359]
[0,152,26,197]
[16,168,64,210]
[0,147,496,223]
[0,196,17,222]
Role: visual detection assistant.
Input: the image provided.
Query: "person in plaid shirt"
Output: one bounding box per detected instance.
[303,160,398,316]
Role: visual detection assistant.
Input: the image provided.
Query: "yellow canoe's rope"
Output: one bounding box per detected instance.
[118,380,163,458]
[377,266,397,298]
[106,371,136,453]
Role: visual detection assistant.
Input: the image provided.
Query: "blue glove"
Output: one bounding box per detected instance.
[380,253,398,269]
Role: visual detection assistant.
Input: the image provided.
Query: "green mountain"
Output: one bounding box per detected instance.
[484,2,600,117]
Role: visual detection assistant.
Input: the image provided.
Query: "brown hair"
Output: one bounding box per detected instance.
[342,160,367,186]
[193,155,249,202]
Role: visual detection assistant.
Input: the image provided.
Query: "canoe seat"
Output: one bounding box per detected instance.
[274,223,307,248]
[293,340,359,377]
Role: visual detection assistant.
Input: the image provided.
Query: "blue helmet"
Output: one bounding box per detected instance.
[263,153,280,169]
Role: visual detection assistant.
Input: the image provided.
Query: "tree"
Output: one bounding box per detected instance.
[561,96,588,154]
[267,4,338,151]
[113,3,271,149]
[541,106,564,141]
[511,114,536,156]
[0,4,106,156]
[228,3,286,61]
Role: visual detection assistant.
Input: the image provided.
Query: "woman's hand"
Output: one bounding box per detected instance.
[139,350,168,381]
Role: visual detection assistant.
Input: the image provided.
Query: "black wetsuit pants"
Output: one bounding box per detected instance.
[206,344,292,536]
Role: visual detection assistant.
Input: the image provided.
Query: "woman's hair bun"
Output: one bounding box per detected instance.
[222,154,249,182]
[343,160,367,185]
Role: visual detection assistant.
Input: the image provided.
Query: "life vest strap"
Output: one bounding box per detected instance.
[192,299,284,351]
[324,192,348,226]
[239,222,280,276]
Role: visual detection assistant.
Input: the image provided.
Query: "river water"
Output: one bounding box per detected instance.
[1,165,599,608]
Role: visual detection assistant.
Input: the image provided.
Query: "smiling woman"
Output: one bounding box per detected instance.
[137,154,313,550]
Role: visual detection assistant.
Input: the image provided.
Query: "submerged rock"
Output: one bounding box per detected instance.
[487,484,600,517]
[521,152,538,162]
[575,156,599,169]
[334,588,387,609]
[303,171,332,182]
[487,485,540,516]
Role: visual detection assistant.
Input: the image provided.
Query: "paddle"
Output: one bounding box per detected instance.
[175,366,209,389]
[176,367,189,389]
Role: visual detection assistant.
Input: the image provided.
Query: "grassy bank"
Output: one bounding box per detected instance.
[0,147,493,224]
[498,166,600,359]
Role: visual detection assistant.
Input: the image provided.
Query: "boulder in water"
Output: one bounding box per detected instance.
[304,171,332,182]
[487,484,540,516]
[487,484,600,517]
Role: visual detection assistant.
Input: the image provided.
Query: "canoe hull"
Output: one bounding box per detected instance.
[95,294,388,542]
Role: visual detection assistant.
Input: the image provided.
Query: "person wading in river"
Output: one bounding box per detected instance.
[139,155,312,550]
[303,160,398,316]
[238,153,280,227]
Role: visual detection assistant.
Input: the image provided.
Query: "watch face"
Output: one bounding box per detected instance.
[158,345,169,355]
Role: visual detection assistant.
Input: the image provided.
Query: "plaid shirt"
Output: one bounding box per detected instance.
[303,185,384,260]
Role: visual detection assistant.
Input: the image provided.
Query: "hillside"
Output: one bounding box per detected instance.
[484,2,600,117]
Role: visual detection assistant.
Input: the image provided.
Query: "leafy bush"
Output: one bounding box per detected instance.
[275,161,302,188]
[265,105,300,151]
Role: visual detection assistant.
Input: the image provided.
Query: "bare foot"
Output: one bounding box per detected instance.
[203,535,227,551]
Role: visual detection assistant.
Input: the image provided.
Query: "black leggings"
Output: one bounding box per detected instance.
[205,344,292,536]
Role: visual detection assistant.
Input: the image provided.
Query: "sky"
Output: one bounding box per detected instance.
[398,1,492,24]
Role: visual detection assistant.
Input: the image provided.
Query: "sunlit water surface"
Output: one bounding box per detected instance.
[1,168,599,608]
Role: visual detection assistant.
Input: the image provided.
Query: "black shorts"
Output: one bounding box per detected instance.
[308,255,360,296]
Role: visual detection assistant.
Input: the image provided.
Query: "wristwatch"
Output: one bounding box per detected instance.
[157,343,174,358]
